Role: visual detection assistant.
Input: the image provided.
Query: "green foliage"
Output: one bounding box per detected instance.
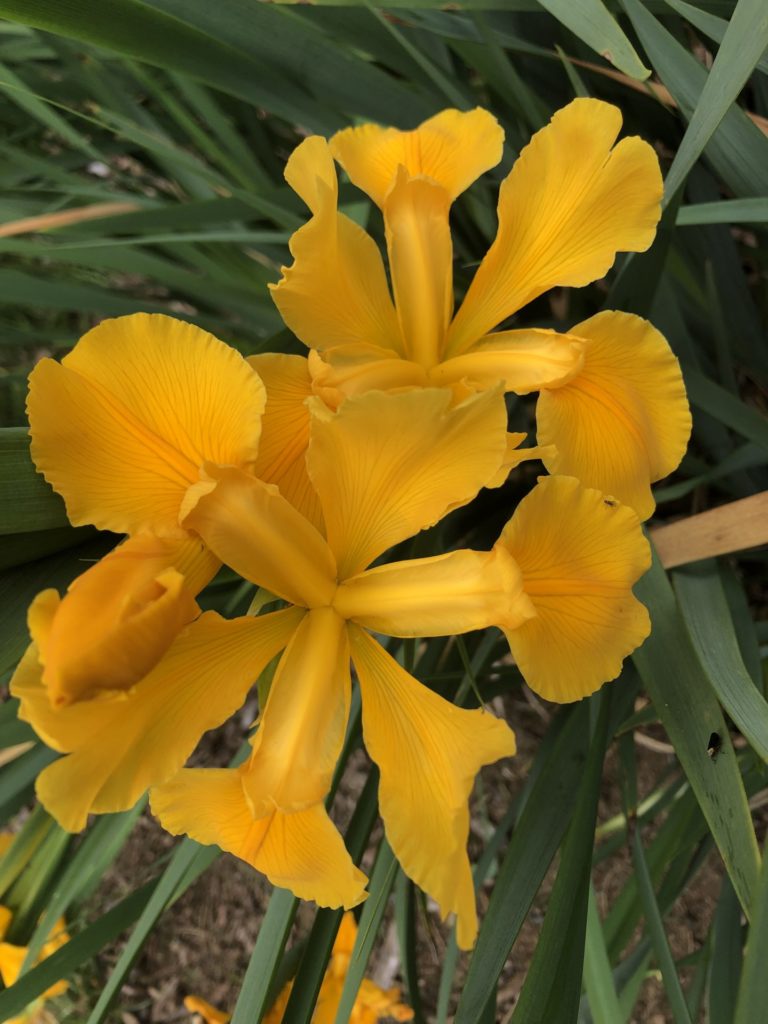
[0,0,765,1021]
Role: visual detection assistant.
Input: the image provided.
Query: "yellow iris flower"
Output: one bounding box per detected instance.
[271,99,691,520]
[149,379,650,948]
[185,912,413,1024]
[14,308,652,947]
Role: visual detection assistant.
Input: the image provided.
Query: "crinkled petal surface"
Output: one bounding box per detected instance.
[248,352,323,530]
[152,770,367,909]
[242,608,350,816]
[307,387,508,578]
[430,328,584,393]
[536,311,691,520]
[270,137,402,355]
[349,626,516,949]
[12,607,303,831]
[446,99,662,354]
[181,465,337,608]
[330,108,504,207]
[27,313,265,535]
[335,548,533,637]
[497,475,651,703]
[384,170,452,367]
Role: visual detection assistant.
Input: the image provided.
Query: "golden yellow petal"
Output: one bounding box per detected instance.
[308,346,427,410]
[270,137,402,355]
[536,311,691,520]
[241,608,350,815]
[27,314,265,535]
[12,607,303,831]
[497,475,651,702]
[0,905,11,942]
[152,771,368,910]
[430,328,584,393]
[248,352,323,530]
[348,626,516,949]
[330,108,504,206]
[384,170,452,367]
[307,387,508,578]
[184,996,231,1024]
[181,464,337,608]
[335,548,533,637]
[446,99,663,354]
[32,533,217,707]
[484,433,556,490]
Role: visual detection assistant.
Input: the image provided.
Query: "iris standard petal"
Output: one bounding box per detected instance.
[384,170,453,367]
[12,607,304,831]
[330,108,504,207]
[307,387,508,578]
[335,547,533,637]
[241,608,350,816]
[270,136,402,355]
[430,328,584,393]
[181,464,337,608]
[27,313,265,535]
[446,99,662,355]
[497,475,651,703]
[152,769,368,910]
[348,626,516,949]
[536,311,691,520]
[29,532,217,706]
[248,352,323,529]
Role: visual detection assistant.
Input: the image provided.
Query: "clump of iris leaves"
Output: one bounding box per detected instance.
[0,2,766,1023]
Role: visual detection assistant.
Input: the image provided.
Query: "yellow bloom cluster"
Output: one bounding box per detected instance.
[11,100,690,950]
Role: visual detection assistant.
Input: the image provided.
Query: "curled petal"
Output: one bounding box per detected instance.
[270,136,402,355]
[536,311,691,520]
[308,346,427,409]
[497,475,651,703]
[335,548,533,637]
[152,770,368,910]
[242,608,350,816]
[446,99,662,355]
[27,313,265,535]
[181,465,337,608]
[430,328,585,394]
[29,532,217,706]
[307,387,508,578]
[12,607,303,831]
[349,627,516,949]
[330,108,504,207]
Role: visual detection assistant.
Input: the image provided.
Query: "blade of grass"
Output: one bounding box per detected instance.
[584,883,624,1024]
[537,0,650,79]
[510,692,612,1024]
[632,552,760,918]
[632,826,693,1024]
[663,0,768,200]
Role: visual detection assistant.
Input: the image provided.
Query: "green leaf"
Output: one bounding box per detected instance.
[511,692,611,1023]
[663,0,768,199]
[0,880,157,1020]
[676,198,768,225]
[0,428,68,535]
[632,827,693,1024]
[22,802,146,968]
[622,0,768,198]
[230,888,298,1024]
[674,562,768,762]
[632,553,760,918]
[85,838,219,1024]
[455,703,591,1022]
[537,0,650,79]
[734,844,768,1024]
[708,876,742,1024]
[584,884,624,1024]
